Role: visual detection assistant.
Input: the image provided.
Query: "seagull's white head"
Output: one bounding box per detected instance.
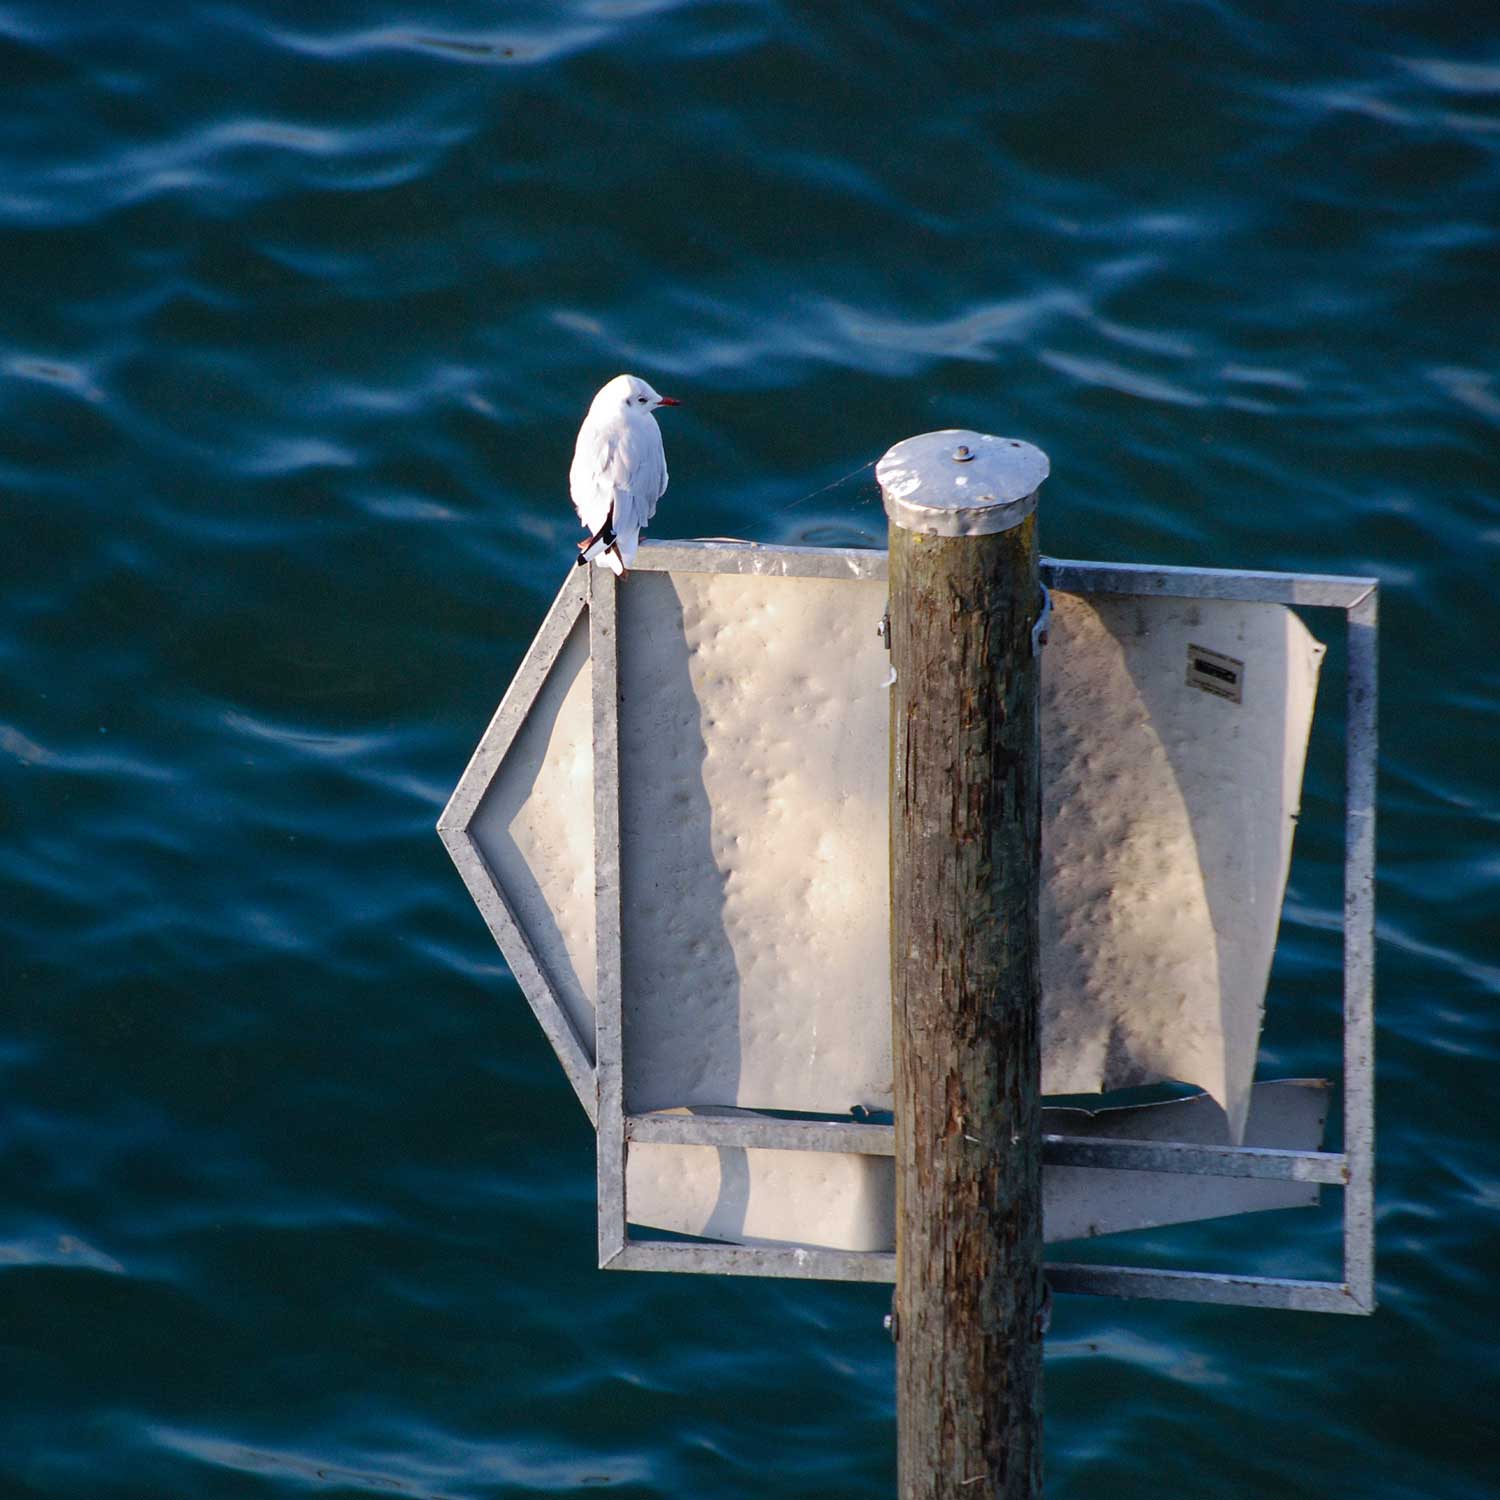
[596,373,681,415]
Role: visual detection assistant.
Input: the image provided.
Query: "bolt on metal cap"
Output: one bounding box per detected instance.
[877,429,1049,537]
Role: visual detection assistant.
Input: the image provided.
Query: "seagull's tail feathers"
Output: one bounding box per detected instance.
[576,535,626,576]
[576,514,620,569]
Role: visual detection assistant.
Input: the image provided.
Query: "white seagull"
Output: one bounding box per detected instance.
[570,373,679,577]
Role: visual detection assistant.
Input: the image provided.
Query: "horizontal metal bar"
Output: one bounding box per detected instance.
[626,1114,1345,1184]
[626,1112,896,1154]
[635,539,888,581]
[1040,556,1377,609]
[1045,1263,1366,1314]
[609,1241,1364,1306]
[634,541,1377,606]
[608,1239,897,1283]
[1042,1135,1349,1185]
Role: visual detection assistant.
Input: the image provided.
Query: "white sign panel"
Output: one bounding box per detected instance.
[461,551,1323,1143]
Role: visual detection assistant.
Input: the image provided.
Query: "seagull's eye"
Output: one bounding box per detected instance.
[637,396,647,403]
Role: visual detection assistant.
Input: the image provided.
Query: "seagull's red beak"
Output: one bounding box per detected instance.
[656,396,681,407]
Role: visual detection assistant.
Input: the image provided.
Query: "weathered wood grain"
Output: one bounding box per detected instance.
[890,515,1044,1500]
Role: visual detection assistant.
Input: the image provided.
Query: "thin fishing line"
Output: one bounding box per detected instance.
[773,457,879,515]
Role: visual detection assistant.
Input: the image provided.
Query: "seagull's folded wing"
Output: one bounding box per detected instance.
[627,421,668,525]
[569,428,618,533]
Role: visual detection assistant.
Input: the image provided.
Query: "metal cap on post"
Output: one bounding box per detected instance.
[882,428,1048,1500]
[877,429,1049,537]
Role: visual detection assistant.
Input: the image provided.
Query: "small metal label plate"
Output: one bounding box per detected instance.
[1187,643,1244,703]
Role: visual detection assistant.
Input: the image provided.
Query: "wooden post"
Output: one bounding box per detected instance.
[879,431,1050,1500]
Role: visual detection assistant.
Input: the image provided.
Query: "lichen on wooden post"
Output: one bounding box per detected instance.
[878,430,1049,1500]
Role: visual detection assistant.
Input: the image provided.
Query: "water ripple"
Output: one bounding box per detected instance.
[1,2,1496,1497]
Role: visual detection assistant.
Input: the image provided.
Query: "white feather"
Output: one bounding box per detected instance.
[569,374,675,572]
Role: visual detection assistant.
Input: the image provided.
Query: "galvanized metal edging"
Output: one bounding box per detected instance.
[610,1241,898,1283]
[1341,585,1378,1313]
[1040,556,1378,610]
[625,1112,1349,1185]
[439,829,598,1125]
[602,1251,1368,1311]
[633,540,1379,612]
[634,539,889,581]
[1045,1263,1369,1315]
[1043,1135,1348,1185]
[439,569,590,830]
[437,570,598,1123]
[591,566,628,1268]
[626,1112,896,1156]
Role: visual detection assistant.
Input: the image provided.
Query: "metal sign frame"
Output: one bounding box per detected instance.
[439,541,1377,1314]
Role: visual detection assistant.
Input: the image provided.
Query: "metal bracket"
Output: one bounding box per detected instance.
[439,540,1378,1315]
[1031,583,1052,657]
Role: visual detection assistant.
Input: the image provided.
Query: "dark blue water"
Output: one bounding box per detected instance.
[2,2,1497,1495]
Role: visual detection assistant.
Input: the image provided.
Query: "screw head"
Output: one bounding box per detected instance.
[952,444,974,462]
